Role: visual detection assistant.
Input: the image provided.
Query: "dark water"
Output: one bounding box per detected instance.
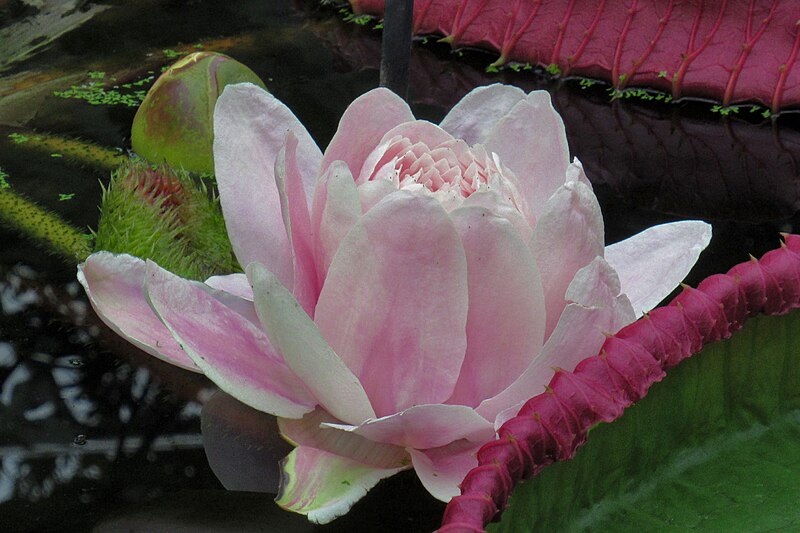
[1,1,799,532]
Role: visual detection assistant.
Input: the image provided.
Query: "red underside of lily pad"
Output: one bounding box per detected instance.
[438,234,800,532]
[353,0,800,112]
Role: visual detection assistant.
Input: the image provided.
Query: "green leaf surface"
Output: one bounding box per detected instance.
[490,310,800,532]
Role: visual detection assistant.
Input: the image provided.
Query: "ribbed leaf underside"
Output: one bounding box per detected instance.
[439,234,800,532]
[352,0,800,112]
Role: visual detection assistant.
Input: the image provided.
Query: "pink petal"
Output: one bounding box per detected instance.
[321,87,414,177]
[144,260,316,418]
[461,189,533,242]
[477,257,635,422]
[322,404,494,449]
[314,192,469,417]
[605,220,713,317]
[446,206,545,407]
[77,252,198,371]
[213,83,322,289]
[278,409,408,469]
[530,180,604,338]
[275,133,318,316]
[566,158,593,187]
[439,84,526,145]
[247,262,376,425]
[357,178,397,213]
[276,446,407,524]
[204,273,253,301]
[310,161,362,286]
[407,441,481,502]
[356,121,455,184]
[485,91,570,218]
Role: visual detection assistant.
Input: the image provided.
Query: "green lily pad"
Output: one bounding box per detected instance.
[491,310,800,532]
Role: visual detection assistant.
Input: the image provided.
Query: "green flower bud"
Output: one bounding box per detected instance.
[131,52,266,174]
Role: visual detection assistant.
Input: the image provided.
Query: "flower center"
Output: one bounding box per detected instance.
[364,134,525,213]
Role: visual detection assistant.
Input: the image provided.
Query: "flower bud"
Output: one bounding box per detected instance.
[131,52,266,174]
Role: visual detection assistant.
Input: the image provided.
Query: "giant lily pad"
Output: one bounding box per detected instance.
[352,0,800,112]
[488,306,800,531]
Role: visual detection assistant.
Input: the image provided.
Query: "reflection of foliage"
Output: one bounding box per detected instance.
[0,264,214,528]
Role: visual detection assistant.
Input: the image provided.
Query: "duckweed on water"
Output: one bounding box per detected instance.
[53,71,155,107]
[0,168,9,189]
[58,193,75,201]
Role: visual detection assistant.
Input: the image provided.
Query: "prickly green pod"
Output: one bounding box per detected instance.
[94,159,239,280]
[131,51,266,174]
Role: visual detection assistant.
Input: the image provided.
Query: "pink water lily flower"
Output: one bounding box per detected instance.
[78,83,711,523]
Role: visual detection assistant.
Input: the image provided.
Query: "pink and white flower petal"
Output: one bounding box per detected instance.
[310,161,362,285]
[276,446,408,524]
[204,273,253,301]
[275,133,319,316]
[477,258,635,422]
[485,91,570,219]
[247,262,376,425]
[278,409,408,469]
[357,178,397,213]
[605,220,712,317]
[407,440,482,502]
[321,404,494,450]
[462,190,533,242]
[213,83,321,289]
[356,121,455,183]
[77,252,198,371]
[321,87,414,176]
[314,192,469,417]
[144,261,316,418]
[446,206,545,407]
[530,180,604,338]
[439,84,526,145]
[566,158,593,187]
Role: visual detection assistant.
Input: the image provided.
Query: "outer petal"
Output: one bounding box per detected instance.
[476,257,635,422]
[485,91,570,219]
[275,133,318,315]
[314,192,469,417]
[321,404,494,449]
[213,83,322,289]
[321,87,414,176]
[276,446,407,524]
[357,178,397,213]
[77,252,198,371]
[310,161,362,286]
[439,84,526,145]
[605,220,713,317]
[530,180,604,338]
[461,189,533,242]
[446,206,545,407]
[204,273,253,301]
[278,409,408,469]
[408,441,481,502]
[247,262,376,425]
[144,261,316,418]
